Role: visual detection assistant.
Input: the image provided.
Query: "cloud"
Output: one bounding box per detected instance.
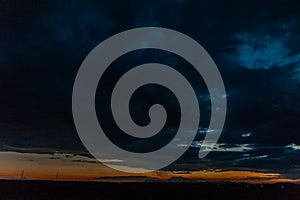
[241,132,252,138]
[197,128,217,134]
[228,20,300,70]
[235,155,269,162]
[178,142,253,152]
[290,67,300,82]
[285,143,300,151]
[45,2,113,44]
[132,0,188,27]
[198,90,235,103]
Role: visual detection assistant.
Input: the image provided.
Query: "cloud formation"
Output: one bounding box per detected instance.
[229,20,300,69]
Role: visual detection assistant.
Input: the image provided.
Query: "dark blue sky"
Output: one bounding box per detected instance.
[1,0,300,178]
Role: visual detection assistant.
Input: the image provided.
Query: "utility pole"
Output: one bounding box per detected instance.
[56,170,59,181]
[21,170,24,180]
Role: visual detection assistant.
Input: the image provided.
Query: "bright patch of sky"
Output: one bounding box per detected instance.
[232,32,300,69]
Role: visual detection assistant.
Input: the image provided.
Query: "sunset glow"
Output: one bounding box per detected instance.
[0,151,297,184]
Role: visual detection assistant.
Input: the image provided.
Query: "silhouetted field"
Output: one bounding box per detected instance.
[0,180,299,200]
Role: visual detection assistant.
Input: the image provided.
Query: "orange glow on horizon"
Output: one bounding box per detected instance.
[0,151,298,184]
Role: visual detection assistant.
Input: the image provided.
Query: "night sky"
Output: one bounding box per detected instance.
[1,0,300,182]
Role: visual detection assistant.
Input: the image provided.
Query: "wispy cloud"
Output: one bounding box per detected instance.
[236,155,269,162]
[285,143,300,151]
[178,142,253,152]
[241,132,252,138]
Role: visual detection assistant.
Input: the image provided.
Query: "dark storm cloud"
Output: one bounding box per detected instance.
[1,0,300,176]
[0,1,121,152]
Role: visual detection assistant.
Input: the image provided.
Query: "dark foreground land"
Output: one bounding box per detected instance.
[0,180,299,200]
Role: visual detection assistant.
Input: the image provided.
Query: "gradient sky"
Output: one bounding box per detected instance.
[1,0,300,182]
